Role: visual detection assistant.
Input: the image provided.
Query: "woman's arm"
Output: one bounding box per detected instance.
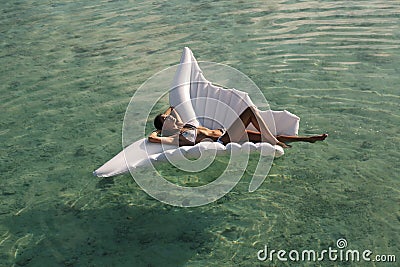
[171,108,184,124]
[148,130,179,146]
[163,106,174,116]
[164,106,184,125]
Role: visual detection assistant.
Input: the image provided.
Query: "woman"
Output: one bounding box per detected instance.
[148,106,327,148]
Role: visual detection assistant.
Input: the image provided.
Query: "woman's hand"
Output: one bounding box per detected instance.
[163,106,175,115]
[148,130,161,143]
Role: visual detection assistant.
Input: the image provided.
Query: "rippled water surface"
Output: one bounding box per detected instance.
[1,0,399,266]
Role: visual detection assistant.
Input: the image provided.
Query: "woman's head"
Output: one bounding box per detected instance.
[154,114,164,130]
[154,114,178,132]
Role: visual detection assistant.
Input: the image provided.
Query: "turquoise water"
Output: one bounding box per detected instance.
[1,0,399,266]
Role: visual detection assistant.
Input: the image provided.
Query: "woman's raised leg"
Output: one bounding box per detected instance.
[219,106,288,147]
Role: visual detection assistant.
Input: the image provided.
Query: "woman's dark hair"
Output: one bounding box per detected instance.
[154,114,164,130]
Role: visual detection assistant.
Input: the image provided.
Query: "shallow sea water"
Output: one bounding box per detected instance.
[1,0,399,266]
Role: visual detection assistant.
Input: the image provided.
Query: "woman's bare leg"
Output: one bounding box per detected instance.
[277,134,328,143]
[245,131,328,143]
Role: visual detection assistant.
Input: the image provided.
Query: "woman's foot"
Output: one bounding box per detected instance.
[277,141,292,148]
[307,133,328,143]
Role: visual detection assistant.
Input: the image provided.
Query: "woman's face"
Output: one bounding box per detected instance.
[161,114,177,131]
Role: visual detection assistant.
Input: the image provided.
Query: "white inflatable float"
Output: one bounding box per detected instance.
[93,47,300,178]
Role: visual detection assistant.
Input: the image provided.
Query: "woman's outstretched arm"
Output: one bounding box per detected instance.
[148,130,179,146]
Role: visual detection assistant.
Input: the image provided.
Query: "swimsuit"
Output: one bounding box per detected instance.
[181,129,197,144]
[216,128,226,145]
[180,124,226,145]
[180,124,197,145]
